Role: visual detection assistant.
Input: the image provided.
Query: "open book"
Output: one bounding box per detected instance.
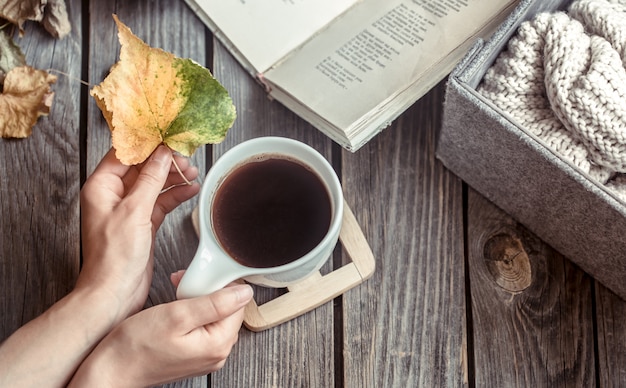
[184,0,519,151]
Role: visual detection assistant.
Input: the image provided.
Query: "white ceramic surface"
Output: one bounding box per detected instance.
[176,137,343,299]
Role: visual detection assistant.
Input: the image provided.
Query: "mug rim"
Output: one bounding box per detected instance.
[198,136,343,274]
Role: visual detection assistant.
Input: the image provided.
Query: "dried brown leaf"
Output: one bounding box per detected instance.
[0,65,56,138]
[0,0,71,38]
[41,0,70,39]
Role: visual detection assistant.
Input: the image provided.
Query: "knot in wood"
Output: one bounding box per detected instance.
[483,233,532,292]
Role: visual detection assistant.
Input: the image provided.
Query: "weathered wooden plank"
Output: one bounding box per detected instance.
[87,2,208,387]
[210,39,337,387]
[341,83,467,387]
[467,189,595,386]
[0,0,82,341]
[596,285,626,386]
[85,1,118,173]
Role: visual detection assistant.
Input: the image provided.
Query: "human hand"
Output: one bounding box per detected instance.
[0,148,201,388]
[69,282,253,387]
[76,146,200,321]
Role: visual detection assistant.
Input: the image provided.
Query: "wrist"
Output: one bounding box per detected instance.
[73,270,147,326]
[69,284,127,330]
[69,323,141,388]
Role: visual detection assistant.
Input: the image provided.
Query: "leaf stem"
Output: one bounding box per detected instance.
[46,68,92,87]
[170,153,192,186]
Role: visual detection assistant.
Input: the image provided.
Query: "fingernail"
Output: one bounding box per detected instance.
[233,284,254,303]
[152,145,171,164]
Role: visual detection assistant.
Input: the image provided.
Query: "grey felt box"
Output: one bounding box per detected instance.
[436,0,626,300]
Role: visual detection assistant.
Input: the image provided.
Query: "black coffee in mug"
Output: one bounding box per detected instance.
[212,155,332,268]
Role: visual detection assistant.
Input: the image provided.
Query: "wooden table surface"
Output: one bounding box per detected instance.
[2,1,625,387]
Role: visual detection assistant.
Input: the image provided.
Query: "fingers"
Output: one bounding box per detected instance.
[170,270,186,287]
[125,146,173,216]
[169,153,194,175]
[124,152,195,192]
[150,153,200,227]
[163,168,199,189]
[81,148,130,206]
[151,182,201,228]
[174,284,254,333]
[91,147,132,180]
[169,272,241,290]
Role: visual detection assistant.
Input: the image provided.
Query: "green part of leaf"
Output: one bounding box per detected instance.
[0,30,26,81]
[164,58,237,156]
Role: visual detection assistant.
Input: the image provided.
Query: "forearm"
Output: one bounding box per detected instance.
[0,287,122,387]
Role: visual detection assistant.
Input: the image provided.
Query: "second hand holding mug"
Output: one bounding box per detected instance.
[176,136,343,299]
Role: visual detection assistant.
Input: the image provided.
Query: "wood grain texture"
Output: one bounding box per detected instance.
[210,39,337,388]
[596,285,626,386]
[87,2,208,387]
[467,188,595,386]
[0,0,82,341]
[341,82,467,387]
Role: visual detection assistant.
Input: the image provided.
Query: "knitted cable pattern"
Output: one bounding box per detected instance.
[478,0,626,199]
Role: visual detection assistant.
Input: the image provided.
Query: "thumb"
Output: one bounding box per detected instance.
[127,145,172,207]
[179,284,254,331]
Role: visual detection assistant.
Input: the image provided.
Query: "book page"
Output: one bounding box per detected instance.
[188,0,359,74]
[264,0,516,130]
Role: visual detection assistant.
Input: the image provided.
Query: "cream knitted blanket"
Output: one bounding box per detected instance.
[478,0,626,200]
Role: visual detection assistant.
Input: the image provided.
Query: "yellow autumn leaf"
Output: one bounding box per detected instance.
[91,15,236,165]
[0,65,56,138]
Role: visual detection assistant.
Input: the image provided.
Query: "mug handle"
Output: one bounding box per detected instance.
[176,240,250,299]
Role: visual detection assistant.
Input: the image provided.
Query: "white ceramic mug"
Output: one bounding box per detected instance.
[176,137,343,299]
